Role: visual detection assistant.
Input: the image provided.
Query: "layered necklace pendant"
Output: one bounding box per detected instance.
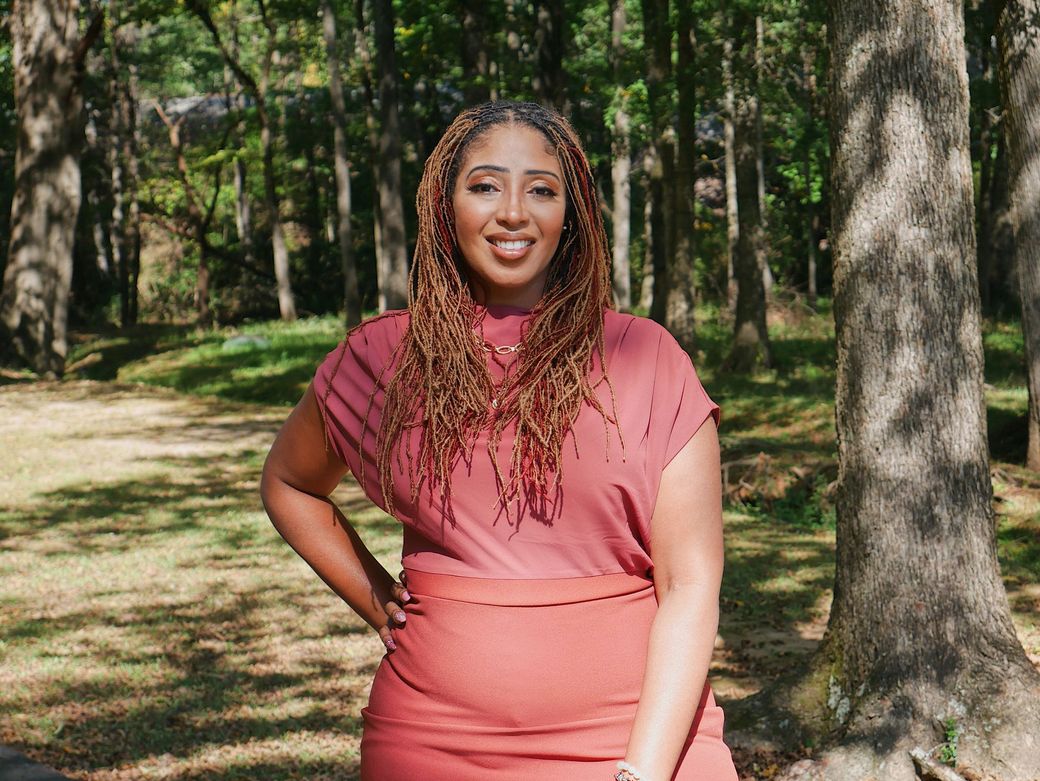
[477,338,523,411]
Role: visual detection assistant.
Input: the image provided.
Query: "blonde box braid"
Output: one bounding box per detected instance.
[344,101,624,524]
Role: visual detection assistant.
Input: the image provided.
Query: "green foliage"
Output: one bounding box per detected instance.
[938,716,960,767]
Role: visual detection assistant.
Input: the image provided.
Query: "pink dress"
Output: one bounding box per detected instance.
[314,303,737,781]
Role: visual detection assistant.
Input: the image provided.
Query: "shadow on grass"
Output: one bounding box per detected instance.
[14,583,369,780]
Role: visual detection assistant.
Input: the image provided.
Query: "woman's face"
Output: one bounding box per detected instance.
[451,123,567,308]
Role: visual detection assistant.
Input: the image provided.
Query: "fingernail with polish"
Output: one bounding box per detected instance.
[401,590,411,602]
[385,638,396,651]
[394,610,407,623]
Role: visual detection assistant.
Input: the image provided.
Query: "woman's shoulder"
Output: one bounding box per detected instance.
[343,308,410,358]
[603,308,685,357]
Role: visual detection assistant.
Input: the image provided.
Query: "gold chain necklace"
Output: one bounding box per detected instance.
[474,335,524,409]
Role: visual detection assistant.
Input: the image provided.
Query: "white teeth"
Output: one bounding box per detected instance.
[492,239,534,250]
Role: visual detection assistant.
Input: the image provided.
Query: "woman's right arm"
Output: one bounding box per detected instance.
[260,384,409,652]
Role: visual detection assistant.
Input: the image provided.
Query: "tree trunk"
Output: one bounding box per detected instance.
[668,0,697,351]
[186,0,296,320]
[723,38,739,315]
[369,0,408,311]
[755,15,774,298]
[258,3,296,321]
[322,0,362,326]
[108,15,141,327]
[460,0,492,105]
[725,14,771,372]
[1,0,101,376]
[124,59,141,326]
[639,151,655,313]
[609,0,631,312]
[533,0,565,110]
[999,0,1040,471]
[84,112,111,278]
[733,2,1040,777]
[802,31,818,308]
[641,0,674,327]
[107,27,128,328]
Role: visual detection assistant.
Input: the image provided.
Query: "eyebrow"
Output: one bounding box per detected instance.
[465,164,561,183]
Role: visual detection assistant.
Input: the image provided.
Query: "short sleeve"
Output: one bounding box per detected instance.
[652,331,721,469]
[310,312,407,509]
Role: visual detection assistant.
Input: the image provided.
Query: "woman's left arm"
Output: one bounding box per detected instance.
[622,416,725,780]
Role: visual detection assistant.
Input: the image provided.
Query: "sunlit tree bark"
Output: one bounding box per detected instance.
[1,0,102,376]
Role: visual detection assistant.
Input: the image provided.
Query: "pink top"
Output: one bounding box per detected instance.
[314,304,720,581]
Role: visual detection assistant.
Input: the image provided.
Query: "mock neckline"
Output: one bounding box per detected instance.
[479,303,535,318]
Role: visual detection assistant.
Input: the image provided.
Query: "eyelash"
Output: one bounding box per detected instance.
[467,183,559,198]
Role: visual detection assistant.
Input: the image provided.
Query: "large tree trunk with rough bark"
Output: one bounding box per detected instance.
[641,0,674,327]
[369,0,408,311]
[999,0,1040,471]
[735,3,1040,778]
[724,13,771,372]
[322,0,362,327]
[1,0,101,376]
[608,0,631,312]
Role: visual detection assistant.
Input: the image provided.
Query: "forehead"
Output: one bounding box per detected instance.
[460,123,559,167]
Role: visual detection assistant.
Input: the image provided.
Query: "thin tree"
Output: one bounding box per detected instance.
[365,0,408,311]
[186,0,298,321]
[1,0,103,376]
[640,0,675,327]
[669,0,698,351]
[737,1,1040,777]
[608,0,632,312]
[533,0,565,110]
[998,0,1040,471]
[321,0,362,326]
[724,8,771,371]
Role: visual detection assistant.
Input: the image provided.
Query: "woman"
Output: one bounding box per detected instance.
[261,101,737,781]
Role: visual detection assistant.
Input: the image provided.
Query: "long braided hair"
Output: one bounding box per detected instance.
[360,101,622,523]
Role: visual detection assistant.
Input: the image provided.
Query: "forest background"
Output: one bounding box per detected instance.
[1,0,1039,780]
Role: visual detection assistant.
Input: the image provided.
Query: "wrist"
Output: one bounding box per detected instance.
[614,759,651,781]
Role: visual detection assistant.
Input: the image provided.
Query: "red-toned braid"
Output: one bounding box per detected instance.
[358,101,624,523]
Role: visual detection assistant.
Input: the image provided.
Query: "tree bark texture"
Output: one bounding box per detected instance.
[723,39,739,315]
[668,0,697,351]
[370,0,409,311]
[755,15,773,298]
[609,0,631,312]
[322,0,362,327]
[1,0,100,376]
[639,151,654,313]
[794,0,1040,776]
[998,0,1040,471]
[640,0,674,327]
[725,15,771,372]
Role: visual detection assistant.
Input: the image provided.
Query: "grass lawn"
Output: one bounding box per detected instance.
[0,303,1035,780]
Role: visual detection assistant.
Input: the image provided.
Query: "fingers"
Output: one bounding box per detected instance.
[379,573,412,654]
[377,624,397,653]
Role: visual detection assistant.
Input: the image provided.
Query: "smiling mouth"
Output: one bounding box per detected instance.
[489,239,535,250]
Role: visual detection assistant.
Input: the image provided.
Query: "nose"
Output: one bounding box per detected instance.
[496,186,528,228]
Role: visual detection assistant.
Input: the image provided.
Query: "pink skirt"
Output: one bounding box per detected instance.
[359,568,737,780]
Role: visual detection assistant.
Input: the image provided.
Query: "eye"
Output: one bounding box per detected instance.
[531,185,558,198]
[467,182,497,194]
